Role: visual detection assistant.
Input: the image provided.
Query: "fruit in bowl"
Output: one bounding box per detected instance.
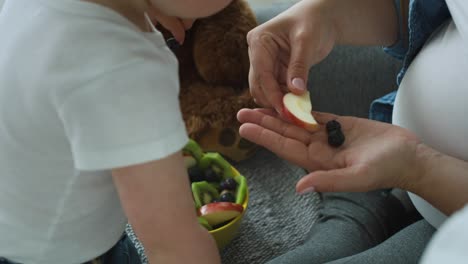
[183,139,248,249]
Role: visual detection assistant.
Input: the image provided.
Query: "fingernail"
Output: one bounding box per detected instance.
[292,78,306,91]
[299,187,315,195]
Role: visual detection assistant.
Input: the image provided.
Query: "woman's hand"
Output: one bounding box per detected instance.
[246,0,337,113]
[246,0,399,113]
[237,108,422,194]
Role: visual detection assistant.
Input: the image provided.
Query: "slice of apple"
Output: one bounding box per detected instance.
[198,202,244,226]
[282,91,319,132]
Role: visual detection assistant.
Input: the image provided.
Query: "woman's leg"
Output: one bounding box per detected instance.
[267,190,418,264]
[326,220,435,264]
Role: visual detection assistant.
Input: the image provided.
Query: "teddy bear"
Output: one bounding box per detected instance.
[159,0,259,162]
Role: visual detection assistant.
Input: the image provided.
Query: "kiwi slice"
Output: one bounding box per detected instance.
[199,153,235,179]
[183,139,204,161]
[198,217,213,231]
[192,181,219,209]
[234,175,247,205]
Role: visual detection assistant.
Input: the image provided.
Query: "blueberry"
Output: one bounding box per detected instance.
[219,192,236,203]
[166,37,180,52]
[211,199,220,203]
[204,168,221,182]
[188,167,205,182]
[326,120,341,133]
[219,178,238,191]
[328,129,345,147]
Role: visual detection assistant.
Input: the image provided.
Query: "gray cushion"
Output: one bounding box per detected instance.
[309,46,401,118]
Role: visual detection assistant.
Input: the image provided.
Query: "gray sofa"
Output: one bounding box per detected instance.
[220,3,403,264]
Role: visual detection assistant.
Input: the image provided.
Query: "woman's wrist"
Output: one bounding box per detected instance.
[323,0,398,46]
[401,143,435,194]
[311,0,342,44]
[298,0,339,48]
[404,143,466,214]
[403,143,468,215]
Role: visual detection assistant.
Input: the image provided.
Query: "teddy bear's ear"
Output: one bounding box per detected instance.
[192,0,257,87]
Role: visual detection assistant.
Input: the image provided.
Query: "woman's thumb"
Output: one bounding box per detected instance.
[296,167,364,194]
[287,39,315,94]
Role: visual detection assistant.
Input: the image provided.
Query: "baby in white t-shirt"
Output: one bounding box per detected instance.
[0,0,230,264]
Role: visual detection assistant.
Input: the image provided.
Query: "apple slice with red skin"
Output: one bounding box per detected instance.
[198,202,244,226]
[282,91,319,132]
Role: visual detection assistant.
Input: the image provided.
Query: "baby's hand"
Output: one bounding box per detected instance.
[147,6,195,44]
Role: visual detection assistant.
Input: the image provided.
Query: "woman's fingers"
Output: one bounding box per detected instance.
[237,108,311,145]
[247,33,284,114]
[239,123,310,167]
[311,111,341,125]
[296,165,369,194]
[248,64,271,108]
[258,67,285,115]
[251,108,278,117]
[287,35,313,93]
[238,108,345,172]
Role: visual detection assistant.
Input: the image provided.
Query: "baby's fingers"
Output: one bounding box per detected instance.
[159,18,186,44]
[147,8,187,44]
[182,19,195,30]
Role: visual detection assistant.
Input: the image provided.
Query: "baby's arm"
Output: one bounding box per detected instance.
[112,151,220,264]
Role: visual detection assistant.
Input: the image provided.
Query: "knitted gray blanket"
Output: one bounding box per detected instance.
[126,148,320,264]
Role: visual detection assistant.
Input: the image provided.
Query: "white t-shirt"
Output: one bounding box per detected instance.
[392,0,468,229]
[420,204,468,263]
[0,0,188,263]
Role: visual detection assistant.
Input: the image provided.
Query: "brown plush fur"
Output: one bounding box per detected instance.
[161,0,258,141]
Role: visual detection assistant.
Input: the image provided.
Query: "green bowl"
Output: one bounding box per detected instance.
[185,139,248,249]
[209,167,248,250]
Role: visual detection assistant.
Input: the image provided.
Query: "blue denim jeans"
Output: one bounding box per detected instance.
[0,234,142,264]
